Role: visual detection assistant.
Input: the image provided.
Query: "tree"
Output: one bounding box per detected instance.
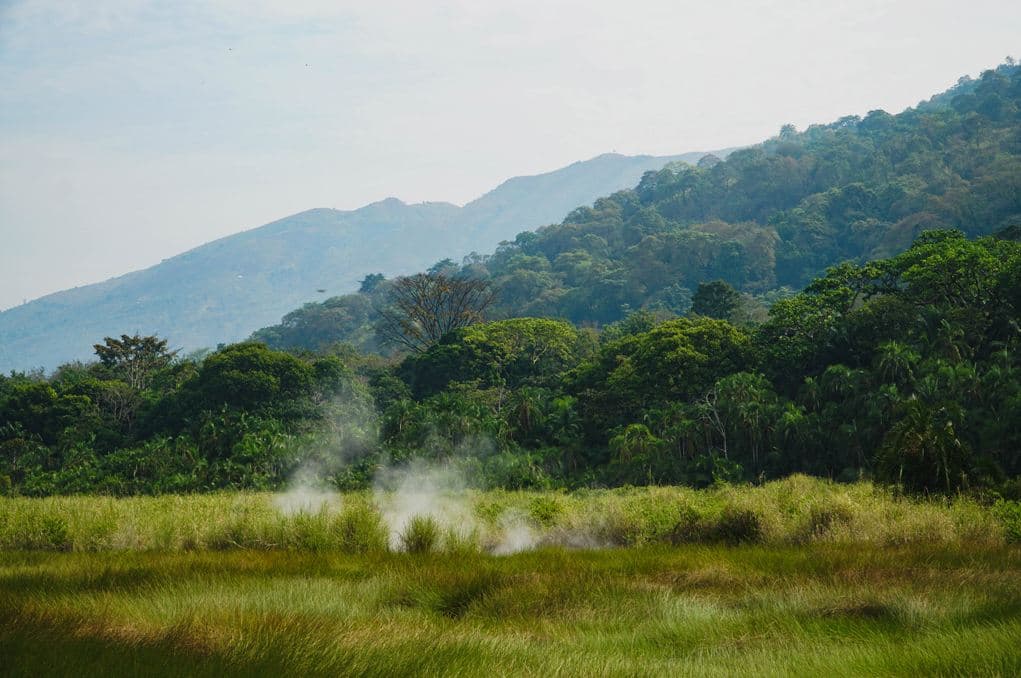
[572,316,753,437]
[375,273,495,353]
[93,334,177,391]
[877,399,970,493]
[697,153,722,169]
[401,318,580,397]
[184,343,315,416]
[359,273,385,294]
[610,423,661,466]
[691,280,741,320]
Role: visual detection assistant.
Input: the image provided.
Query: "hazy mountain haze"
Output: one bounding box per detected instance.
[1,1,1018,309]
[0,150,714,371]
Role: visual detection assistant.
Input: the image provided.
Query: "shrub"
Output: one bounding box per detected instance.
[286,512,334,551]
[41,516,71,551]
[802,502,855,541]
[992,500,1021,543]
[670,504,711,544]
[713,507,763,544]
[335,501,388,553]
[400,515,441,554]
[528,495,563,527]
[441,526,482,554]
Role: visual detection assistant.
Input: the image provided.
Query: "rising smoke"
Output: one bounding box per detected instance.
[273,389,571,554]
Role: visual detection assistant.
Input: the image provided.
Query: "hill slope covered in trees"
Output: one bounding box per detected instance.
[254,64,1021,353]
[2,64,1020,501]
[0,151,720,373]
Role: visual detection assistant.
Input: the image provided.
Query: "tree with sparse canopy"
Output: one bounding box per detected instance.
[375,273,495,353]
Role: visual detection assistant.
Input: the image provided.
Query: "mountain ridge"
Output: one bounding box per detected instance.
[0,150,724,372]
[250,63,1021,356]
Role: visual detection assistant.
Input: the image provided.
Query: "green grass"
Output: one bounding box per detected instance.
[0,476,1013,552]
[2,477,1019,675]
[1,546,1019,676]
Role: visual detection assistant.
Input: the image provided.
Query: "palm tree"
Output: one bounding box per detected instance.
[878,398,969,493]
[609,424,661,464]
[875,341,920,388]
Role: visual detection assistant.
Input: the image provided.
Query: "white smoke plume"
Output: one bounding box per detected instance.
[270,391,604,554]
[491,510,540,555]
[274,390,378,515]
[373,459,476,550]
[273,463,341,516]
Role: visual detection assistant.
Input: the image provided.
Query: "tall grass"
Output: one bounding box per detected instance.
[0,476,1012,553]
[1,544,1019,676]
[1,477,1019,675]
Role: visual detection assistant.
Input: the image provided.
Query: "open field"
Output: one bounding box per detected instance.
[2,478,1020,676]
[2,546,1020,676]
[1,476,1018,553]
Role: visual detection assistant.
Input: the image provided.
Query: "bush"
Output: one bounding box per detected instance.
[669,505,710,544]
[286,512,334,551]
[335,500,388,553]
[400,515,441,554]
[41,516,71,551]
[992,500,1021,543]
[713,507,763,544]
[527,495,563,527]
[802,502,855,540]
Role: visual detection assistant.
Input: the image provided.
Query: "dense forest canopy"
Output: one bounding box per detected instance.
[254,64,1021,354]
[2,64,1020,498]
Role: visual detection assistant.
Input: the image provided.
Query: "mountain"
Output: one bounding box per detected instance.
[253,63,1021,353]
[0,150,726,372]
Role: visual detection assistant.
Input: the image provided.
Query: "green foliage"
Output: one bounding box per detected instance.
[991,500,1021,543]
[184,342,315,414]
[692,280,741,320]
[92,334,178,390]
[572,316,753,442]
[4,225,1021,496]
[400,318,580,396]
[400,515,441,554]
[3,66,1021,497]
[252,294,379,354]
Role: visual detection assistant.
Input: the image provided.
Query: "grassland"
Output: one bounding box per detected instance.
[2,477,1020,676]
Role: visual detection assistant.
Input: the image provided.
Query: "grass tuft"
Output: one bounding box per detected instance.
[400,515,441,554]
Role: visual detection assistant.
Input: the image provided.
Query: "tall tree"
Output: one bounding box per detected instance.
[375,273,495,353]
[93,334,177,391]
[691,280,741,320]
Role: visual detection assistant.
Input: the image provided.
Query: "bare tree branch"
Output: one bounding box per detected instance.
[375,273,495,353]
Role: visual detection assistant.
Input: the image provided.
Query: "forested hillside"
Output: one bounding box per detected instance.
[2,230,1019,496]
[255,64,1021,353]
[0,151,714,373]
[2,64,1020,499]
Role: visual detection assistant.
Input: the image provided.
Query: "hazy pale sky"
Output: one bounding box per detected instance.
[0,0,1017,310]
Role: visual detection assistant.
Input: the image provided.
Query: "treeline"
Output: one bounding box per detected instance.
[2,231,1019,496]
[0,340,376,495]
[4,64,1021,497]
[252,64,1021,354]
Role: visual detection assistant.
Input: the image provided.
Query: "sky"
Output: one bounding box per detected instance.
[0,1,1018,310]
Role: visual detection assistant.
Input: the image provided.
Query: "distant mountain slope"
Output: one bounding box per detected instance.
[252,63,1021,355]
[0,150,723,372]
[459,151,724,252]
